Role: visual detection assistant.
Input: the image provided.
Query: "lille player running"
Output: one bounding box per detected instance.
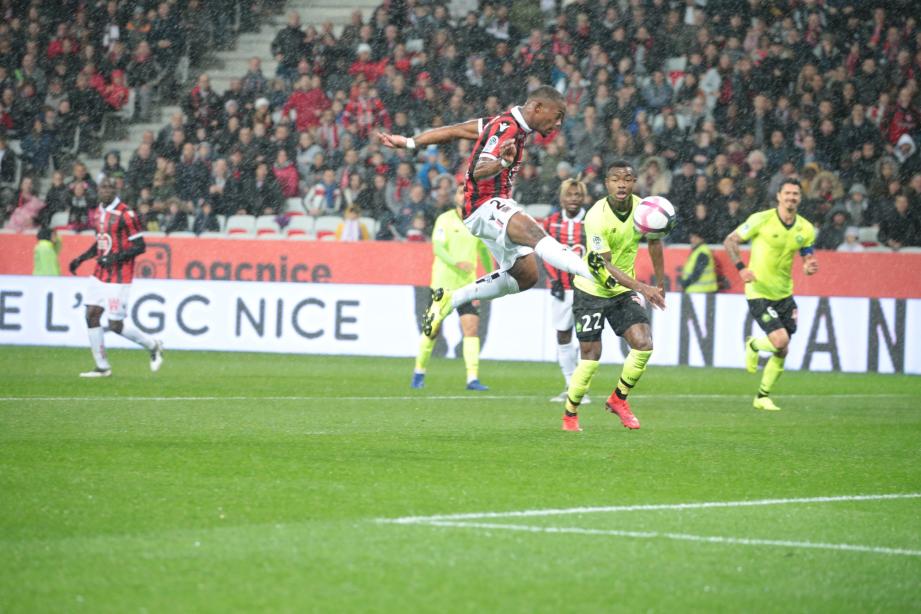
[562,162,667,432]
[69,178,164,377]
[378,86,603,339]
[724,179,818,411]
[412,184,493,391]
[543,177,592,404]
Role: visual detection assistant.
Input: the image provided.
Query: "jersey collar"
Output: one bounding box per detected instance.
[102,196,121,212]
[510,106,532,133]
[561,208,585,222]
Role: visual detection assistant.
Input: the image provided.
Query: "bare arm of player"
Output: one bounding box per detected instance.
[724,231,756,283]
[377,119,481,149]
[648,238,667,294]
[598,251,667,310]
[473,141,516,180]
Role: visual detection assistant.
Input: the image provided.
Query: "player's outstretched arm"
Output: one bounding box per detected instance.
[724,231,756,283]
[647,238,667,294]
[68,242,98,274]
[377,118,481,149]
[594,251,666,310]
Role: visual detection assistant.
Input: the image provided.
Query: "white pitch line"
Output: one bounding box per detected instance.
[0,393,911,403]
[381,493,921,525]
[417,520,921,558]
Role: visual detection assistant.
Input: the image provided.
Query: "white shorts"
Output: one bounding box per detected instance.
[551,288,575,331]
[463,197,534,272]
[86,277,131,320]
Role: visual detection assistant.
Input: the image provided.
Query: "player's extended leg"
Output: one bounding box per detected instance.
[423,255,537,338]
[81,305,112,377]
[107,319,164,372]
[505,212,594,281]
[606,323,652,430]
[753,329,790,411]
[460,313,488,391]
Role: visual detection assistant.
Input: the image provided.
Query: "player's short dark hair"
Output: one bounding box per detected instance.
[606,160,635,176]
[37,227,52,241]
[777,178,802,194]
[527,85,564,107]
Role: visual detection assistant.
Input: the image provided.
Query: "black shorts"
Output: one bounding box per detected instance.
[456,301,479,317]
[748,296,798,335]
[573,288,649,341]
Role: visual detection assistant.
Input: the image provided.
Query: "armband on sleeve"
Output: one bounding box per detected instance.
[799,246,815,257]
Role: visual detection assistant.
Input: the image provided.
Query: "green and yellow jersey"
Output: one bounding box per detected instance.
[736,209,816,300]
[431,208,493,290]
[575,194,643,298]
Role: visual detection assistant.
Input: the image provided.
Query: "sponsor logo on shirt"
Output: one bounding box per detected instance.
[482,135,500,154]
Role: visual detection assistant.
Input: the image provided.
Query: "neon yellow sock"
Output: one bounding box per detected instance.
[759,355,785,397]
[616,349,652,397]
[414,334,436,373]
[751,337,777,353]
[462,336,480,382]
[565,359,599,412]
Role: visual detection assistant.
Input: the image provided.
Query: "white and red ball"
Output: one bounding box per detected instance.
[633,195,676,239]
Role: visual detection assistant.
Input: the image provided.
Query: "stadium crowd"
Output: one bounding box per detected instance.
[3,0,921,251]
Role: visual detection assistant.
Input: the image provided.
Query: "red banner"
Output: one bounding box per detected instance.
[2,234,920,298]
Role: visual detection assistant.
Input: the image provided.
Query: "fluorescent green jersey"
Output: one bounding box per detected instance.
[575,194,643,298]
[736,209,816,300]
[430,209,493,290]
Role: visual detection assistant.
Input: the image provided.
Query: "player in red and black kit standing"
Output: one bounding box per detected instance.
[69,178,163,377]
[544,177,592,404]
[379,86,603,339]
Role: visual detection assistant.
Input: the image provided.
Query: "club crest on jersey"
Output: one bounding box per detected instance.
[96,233,112,255]
[482,135,500,154]
[795,234,804,244]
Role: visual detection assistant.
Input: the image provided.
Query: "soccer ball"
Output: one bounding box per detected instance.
[633,195,676,239]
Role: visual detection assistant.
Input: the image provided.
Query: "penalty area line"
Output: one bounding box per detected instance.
[415,520,921,558]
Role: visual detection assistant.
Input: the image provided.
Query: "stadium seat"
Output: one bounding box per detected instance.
[0,228,16,234]
[314,215,340,240]
[144,231,166,238]
[858,227,879,244]
[359,216,378,237]
[255,215,281,237]
[524,203,554,220]
[225,214,256,236]
[199,231,223,238]
[49,211,70,229]
[285,197,307,215]
[286,216,314,239]
[167,231,196,238]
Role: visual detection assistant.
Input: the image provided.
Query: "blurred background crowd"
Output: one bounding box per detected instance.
[2,0,921,251]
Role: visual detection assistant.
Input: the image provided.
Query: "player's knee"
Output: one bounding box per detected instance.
[108,319,123,334]
[635,339,653,352]
[581,345,601,361]
[557,330,572,345]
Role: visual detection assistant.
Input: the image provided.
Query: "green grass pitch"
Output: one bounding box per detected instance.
[1,346,920,612]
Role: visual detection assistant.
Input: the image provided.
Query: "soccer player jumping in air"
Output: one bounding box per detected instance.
[378,86,611,339]
[724,180,819,411]
[69,178,164,377]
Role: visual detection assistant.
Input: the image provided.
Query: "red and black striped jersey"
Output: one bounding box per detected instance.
[542,208,586,290]
[463,106,532,218]
[93,198,143,284]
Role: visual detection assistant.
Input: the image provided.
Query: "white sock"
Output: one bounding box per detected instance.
[559,340,579,386]
[535,236,593,281]
[114,322,156,351]
[451,270,520,307]
[88,326,110,370]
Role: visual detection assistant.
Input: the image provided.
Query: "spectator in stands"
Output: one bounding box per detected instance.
[193,200,221,235]
[356,173,391,221]
[21,117,54,176]
[242,161,282,216]
[150,2,184,76]
[161,197,190,234]
[127,142,156,199]
[840,183,871,227]
[6,176,44,232]
[395,184,435,238]
[335,204,370,241]
[342,81,390,141]
[305,167,342,217]
[272,148,300,199]
[175,143,209,207]
[282,75,329,132]
[271,11,305,82]
[895,135,921,183]
[97,151,126,184]
[882,87,921,146]
[816,206,851,251]
[127,40,163,122]
[184,73,221,132]
[878,194,921,250]
[39,171,70,227]
[837,226,865,253]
